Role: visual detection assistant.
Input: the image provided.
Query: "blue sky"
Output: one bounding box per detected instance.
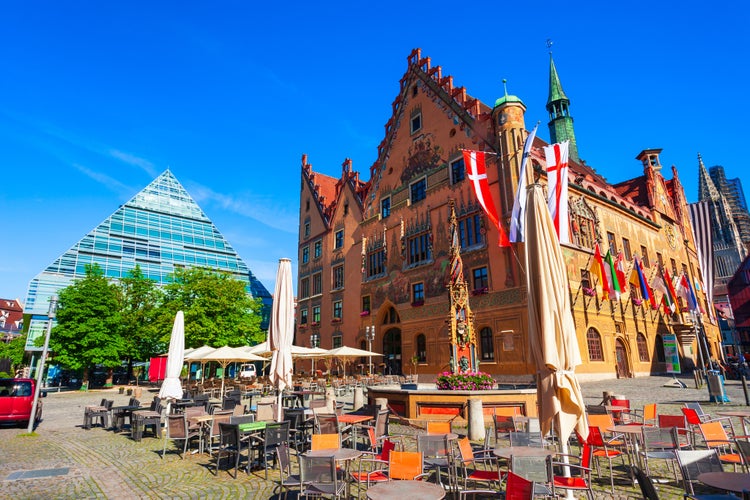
[2,1,748,303]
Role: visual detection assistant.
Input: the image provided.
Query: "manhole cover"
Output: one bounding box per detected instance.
[6,467,69,480]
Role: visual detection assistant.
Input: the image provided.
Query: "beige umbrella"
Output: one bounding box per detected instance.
[269,258,294,422]
[524,183,588,444]
[245,341,320,357]
[184,344,216,382]
[320,346,382,375]
[196,346,264,396]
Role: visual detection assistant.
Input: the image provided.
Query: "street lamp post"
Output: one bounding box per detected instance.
[310,333,319,375]
[27,295,57,433]
[365,325,375,375]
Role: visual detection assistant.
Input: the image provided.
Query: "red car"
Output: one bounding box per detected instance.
[0,378,41,427]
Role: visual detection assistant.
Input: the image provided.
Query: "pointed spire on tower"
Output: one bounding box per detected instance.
[697,152,721,202]
[546,52,579,163]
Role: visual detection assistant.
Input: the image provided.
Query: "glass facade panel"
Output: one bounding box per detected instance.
[24,170,272,350]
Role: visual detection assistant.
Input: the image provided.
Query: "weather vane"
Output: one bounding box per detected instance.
[546,39,553,53]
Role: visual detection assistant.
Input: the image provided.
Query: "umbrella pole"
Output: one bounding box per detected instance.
[556,413,576,500]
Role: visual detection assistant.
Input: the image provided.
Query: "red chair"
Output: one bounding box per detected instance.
[658,413,691,448]
[581,427,627,495]
[550,439,595,500]
[505,471,535,500]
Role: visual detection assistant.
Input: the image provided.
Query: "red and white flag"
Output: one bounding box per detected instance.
[463,150,510,247]
[543,141,570,244]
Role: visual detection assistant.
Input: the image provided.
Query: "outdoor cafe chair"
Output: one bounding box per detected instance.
[299,454,345,499]
[658,413,691,449]
[509,454,553,497]
[418,432,456,490]
[204,410,233,455]
[675,449,727,497]
[252,421,290,480]
[349,439,398,497]
[214,422,244,478]
[630,465,660,500]
[697,421,743,470]
[314,413,351,446]
[426,420,452,434]
[639,426,680,482]
[509,431,545,448]
[579,427,626,495]
[311,433,340,450]
[275,442,301,498]
[162,413,201,459]
[549,443,595,500]
[455,436,502,491]
[83,398,113,429]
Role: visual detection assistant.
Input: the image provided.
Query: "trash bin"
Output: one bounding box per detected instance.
[706,370,730,403]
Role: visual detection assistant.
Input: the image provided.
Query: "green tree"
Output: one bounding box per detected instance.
[119,265,164,367]
[49,264,125,386]
[0,333,28,374]
[158,267,265,348]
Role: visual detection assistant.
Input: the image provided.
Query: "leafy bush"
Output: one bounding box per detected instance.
[435,371,495,390]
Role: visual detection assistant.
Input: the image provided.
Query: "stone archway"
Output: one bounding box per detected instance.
[615,338,631,378]
[382,327,402,375]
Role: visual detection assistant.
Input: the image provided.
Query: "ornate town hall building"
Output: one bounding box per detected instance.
[296,49,720,380]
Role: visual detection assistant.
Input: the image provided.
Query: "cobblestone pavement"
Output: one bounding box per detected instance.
[1,374,748,499]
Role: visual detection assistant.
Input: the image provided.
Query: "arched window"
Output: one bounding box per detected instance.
[655,334,666,363]
[384,306,400,325]
[480,327,494,361]
[416,334,427,363]
[586,328,604,361]
[636,333,650,362]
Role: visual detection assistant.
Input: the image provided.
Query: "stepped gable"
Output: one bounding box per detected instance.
[302,154,339,227]
[365,48,493,213]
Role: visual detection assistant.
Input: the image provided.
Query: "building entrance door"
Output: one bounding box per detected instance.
[382,328,402,375]
[615,339,630,378]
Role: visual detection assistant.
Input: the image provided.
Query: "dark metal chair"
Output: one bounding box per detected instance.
[214,422,243,478]
[161,414,200,459]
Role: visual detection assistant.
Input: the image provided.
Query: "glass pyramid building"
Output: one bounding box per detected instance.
[24,170,271,350]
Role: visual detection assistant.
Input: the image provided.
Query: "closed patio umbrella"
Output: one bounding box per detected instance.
[524,183,588,444]
[158,311,185,400]
[269,258,294,422]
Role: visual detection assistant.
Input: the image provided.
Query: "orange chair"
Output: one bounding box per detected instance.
[426,421,452,434]
[642,403,657,426]
[698,421,743,470]
[587,413,625,445]
[349,439,399,496]
[456,436,503,490]
[550,440,595,500]
[311,433,340,450]
[388,450,429,480]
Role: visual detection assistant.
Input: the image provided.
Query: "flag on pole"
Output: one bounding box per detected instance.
[640,259,657,309]
[629,257,651,304]
[678,274,699,312]
[604,250,621,300]
[543,140,570,244]
[590,242,609,300]
[615,252,628,294]
[688,201,714,318]
[651,268,676,314]
[463,150,510,247]
[509,124,538,243]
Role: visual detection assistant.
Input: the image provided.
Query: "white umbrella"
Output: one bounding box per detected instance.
[198,346,264,396]
[269,258,294,422]
[321,346,382,375]
[158,311,185,400]
[184,344,216,382]
[524,183,588,444]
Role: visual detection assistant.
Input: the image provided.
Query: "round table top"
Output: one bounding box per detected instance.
[608,424,644,434]
[716,410,750,417]
[304,448,362,461]
[698,471,750,493]
[366,480,446,500]
[493,446,553,458]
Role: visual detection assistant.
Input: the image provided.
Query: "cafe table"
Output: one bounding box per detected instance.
[698,471,750,493]
[608,424,644,485]
[338,413,373,448]
[366,480,446,500]
[716,409,750,437]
